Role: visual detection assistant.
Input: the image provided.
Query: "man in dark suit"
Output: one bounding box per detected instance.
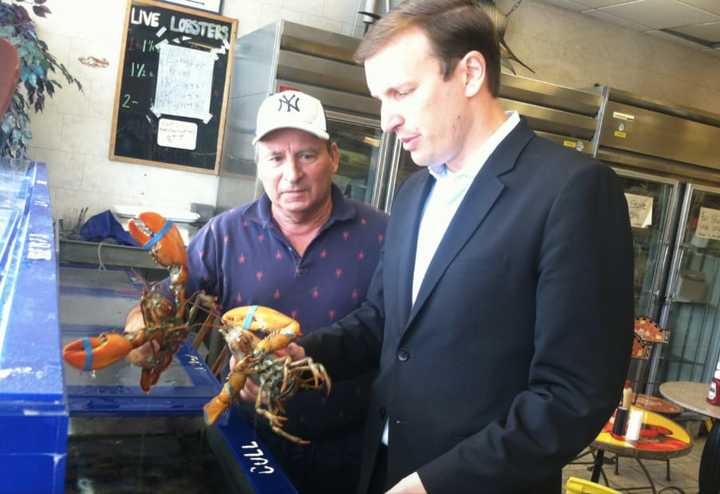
[243,1,634,492]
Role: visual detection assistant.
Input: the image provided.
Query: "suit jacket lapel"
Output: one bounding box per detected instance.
[404,120,535,334]
[392,172,434,330]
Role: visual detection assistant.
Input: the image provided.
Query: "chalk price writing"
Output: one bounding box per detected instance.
[142,39,158,53]
[121,94,139,109]
[129,62,154,78]
[241,441,274,474]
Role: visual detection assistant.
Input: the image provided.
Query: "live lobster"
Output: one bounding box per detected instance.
[62,212,331,443]
[62,212,219,391]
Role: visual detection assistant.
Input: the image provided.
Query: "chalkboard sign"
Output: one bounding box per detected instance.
[110,0,237,174]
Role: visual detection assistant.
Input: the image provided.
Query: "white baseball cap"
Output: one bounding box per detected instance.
[253,90,330,145]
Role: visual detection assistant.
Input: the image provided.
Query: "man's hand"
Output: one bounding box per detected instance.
[124,304,158,367]
[386,472,426,494]
[236,342,306,402]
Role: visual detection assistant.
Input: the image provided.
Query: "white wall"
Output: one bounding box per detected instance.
[27,0,720,226]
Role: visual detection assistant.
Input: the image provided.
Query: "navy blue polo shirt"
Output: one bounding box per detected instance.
[184,185,388,438]
[185,185,387,332]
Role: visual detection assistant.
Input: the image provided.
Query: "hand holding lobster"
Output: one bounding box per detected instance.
[62,211,331,445]
[204,305,331,444]
[63,212,218,392]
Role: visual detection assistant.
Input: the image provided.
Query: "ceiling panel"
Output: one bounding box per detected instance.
[598,0,720,30]
[570,0,637,7]
[646,29,714,48]
[677,0,720,16]
[534,0,720,53]
[533,0,588,11]
[671,21,720,42]
[583,9,651,31]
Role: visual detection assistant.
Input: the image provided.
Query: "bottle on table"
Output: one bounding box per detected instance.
[708,355,720,406]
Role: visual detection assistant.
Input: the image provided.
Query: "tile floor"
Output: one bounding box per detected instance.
[562,427,707,494]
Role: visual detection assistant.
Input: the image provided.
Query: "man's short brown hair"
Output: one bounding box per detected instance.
[355,0,501,97]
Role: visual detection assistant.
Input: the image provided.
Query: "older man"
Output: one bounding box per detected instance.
[126,90,388,494]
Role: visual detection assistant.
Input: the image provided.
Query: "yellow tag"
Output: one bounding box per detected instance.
[614,130,627,139]
[563,140,577,148]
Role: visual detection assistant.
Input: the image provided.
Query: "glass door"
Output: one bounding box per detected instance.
[650,183,720,390]
[326,111,392,208]
[613,168,681,320]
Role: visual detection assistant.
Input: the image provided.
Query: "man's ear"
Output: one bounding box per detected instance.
[460,51,486,97]
[330,142,340,173]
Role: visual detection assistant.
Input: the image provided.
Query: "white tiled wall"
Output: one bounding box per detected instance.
[25,0,720,226]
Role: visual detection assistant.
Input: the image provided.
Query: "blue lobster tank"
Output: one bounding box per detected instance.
[0,161,67,494]
[59,265,298,494]
[0,159,298,493]
[59,264,221,416]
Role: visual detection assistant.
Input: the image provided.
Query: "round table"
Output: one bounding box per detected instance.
[660,381,720,494]
[591,408,692,493]
[632,393,684,416]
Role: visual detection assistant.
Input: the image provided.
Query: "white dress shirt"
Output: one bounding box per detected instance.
[382,111,521,446]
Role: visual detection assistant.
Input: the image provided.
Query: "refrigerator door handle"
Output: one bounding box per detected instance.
[667,245,685,302]
[650,241,672,309]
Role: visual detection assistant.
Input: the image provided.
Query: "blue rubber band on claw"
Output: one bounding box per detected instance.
[242,305,258,330]
[142,220,174,251]
[82,337,94,371]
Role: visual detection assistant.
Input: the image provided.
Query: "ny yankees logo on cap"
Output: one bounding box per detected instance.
[253,90,330,144]
[277,93,300,112]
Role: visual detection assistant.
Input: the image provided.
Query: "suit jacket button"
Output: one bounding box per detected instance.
[397,349,410,362]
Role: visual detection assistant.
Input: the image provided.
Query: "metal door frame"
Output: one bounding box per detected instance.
[325,109,392,210]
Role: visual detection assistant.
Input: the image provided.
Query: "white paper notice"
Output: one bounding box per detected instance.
[153,44,215,122]
[162,0,222,14]
[696,207,720,241]
[157,118,198,150]
[624,193,653,229]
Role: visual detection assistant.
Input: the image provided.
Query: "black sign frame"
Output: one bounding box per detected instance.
[110,0,237,174]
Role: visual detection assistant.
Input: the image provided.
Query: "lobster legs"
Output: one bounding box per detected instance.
[204,346,331,444]
[203,355,252,426]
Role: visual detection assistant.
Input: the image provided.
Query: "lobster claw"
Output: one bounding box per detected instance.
[128,212,187,268]
[63,333,134,370]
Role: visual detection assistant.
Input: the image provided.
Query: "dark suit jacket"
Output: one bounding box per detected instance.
[301,120,634,494]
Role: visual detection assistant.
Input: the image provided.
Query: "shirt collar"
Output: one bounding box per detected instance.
[248,183,356,228]
[428,111,520,181]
